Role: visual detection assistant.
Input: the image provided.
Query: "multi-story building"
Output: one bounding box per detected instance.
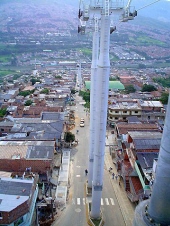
[108,99,165,123]
[108,99,142,122]
[0,176,38,226]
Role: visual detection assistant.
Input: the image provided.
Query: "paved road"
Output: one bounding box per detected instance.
[53,93,127,226]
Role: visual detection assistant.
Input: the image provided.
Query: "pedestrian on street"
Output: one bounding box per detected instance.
[115,174,118,180]
[112,172,115,179]
[109,167,112,172]
[85,169,88,176]
[118,178,121,186]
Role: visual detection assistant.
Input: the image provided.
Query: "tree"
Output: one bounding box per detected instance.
[141,84,157,92]
[18,90,34,97]
[40,88,49,94]
[0,108,7,117]
[109,77,117,81]
[125,85,136,94]
[25,100,33,106]
[65,132,75,143]
[71,89,78,94]
[30,78,41,85]
[55,75,62,79]
[79,90,90,102]
[160,92,169,104]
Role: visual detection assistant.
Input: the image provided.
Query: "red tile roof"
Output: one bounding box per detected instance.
[130,176,143,193]
[116,123,159,135]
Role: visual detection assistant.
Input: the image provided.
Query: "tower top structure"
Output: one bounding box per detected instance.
[78,0,137,34]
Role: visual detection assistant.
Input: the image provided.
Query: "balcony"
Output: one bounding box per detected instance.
[135,162,150,191]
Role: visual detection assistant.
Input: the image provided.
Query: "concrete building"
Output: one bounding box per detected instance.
[0,140,55,174]
[114,123,162,203]
[108,99,165,123]
[0,177,38,226]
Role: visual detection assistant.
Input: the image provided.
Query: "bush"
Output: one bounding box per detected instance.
[141,84,157,92]
[65,132,75,143]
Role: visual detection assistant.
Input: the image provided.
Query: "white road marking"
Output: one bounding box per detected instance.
[105,198,109,205]
[72,198,75,205]
[76,175,81,177]
[77,198,81,205]
[83,198,86,205]
[72,198,115,206]
[110,198,115,205]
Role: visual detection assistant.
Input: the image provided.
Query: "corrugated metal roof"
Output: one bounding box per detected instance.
[134,138,161,150]
[137,152,159,169]
[0,178,33,211]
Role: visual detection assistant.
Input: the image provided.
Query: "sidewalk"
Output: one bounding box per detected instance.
[105,133,135,226]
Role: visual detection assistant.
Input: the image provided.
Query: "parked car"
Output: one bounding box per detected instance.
[80,118,84,123]
[80,122,85,127]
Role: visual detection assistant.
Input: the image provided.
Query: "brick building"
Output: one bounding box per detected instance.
[0,140,55,174]
[0,177,38,225]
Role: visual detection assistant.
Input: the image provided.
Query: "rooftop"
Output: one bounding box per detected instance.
[0,177,33,212]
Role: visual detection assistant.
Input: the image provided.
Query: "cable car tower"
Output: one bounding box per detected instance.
[78,0,137,219]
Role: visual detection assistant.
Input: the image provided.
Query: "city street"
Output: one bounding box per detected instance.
[53,93,132,226]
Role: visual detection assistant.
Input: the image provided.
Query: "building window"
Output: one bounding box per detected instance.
[0,129,4,132]
[110,116,112,119]
[14,216,23,226]
[115,111,119,113]
[123,117,126,120]
[135,111,138,113]
[110,110,112,113]
[0,212,2,219]
[115,117,118,120]
[123,111,127,113]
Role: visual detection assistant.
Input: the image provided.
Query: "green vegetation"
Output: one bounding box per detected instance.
[0,55,11,63]
[79,90,90,102]
[55,75,62,79]
[84,102,90,109]
[0,69,16,77]
[0,108,7,117]
[109,77,117,81]
[40,88,49,94]
[13,73,22,80]
[137,35,165,46]
[30,78,41,85]
[160,92,169,104]
[18,90,35,97]
[79,48,92,57]
[71,89,78,94]
[153,77,170,88]
[91,218,102,226]
[141,84,157,92]
[65,132,75,143]
[24,100,33,106]
[125,85,136,94]
[79,90,90,110]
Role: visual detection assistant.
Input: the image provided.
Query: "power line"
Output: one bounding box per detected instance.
[137,0,161,12]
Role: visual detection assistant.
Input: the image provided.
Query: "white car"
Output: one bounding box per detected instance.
[80,118,85,123]
[80,122,85,127]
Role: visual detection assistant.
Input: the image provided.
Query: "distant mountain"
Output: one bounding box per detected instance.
[0,0,170,27]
